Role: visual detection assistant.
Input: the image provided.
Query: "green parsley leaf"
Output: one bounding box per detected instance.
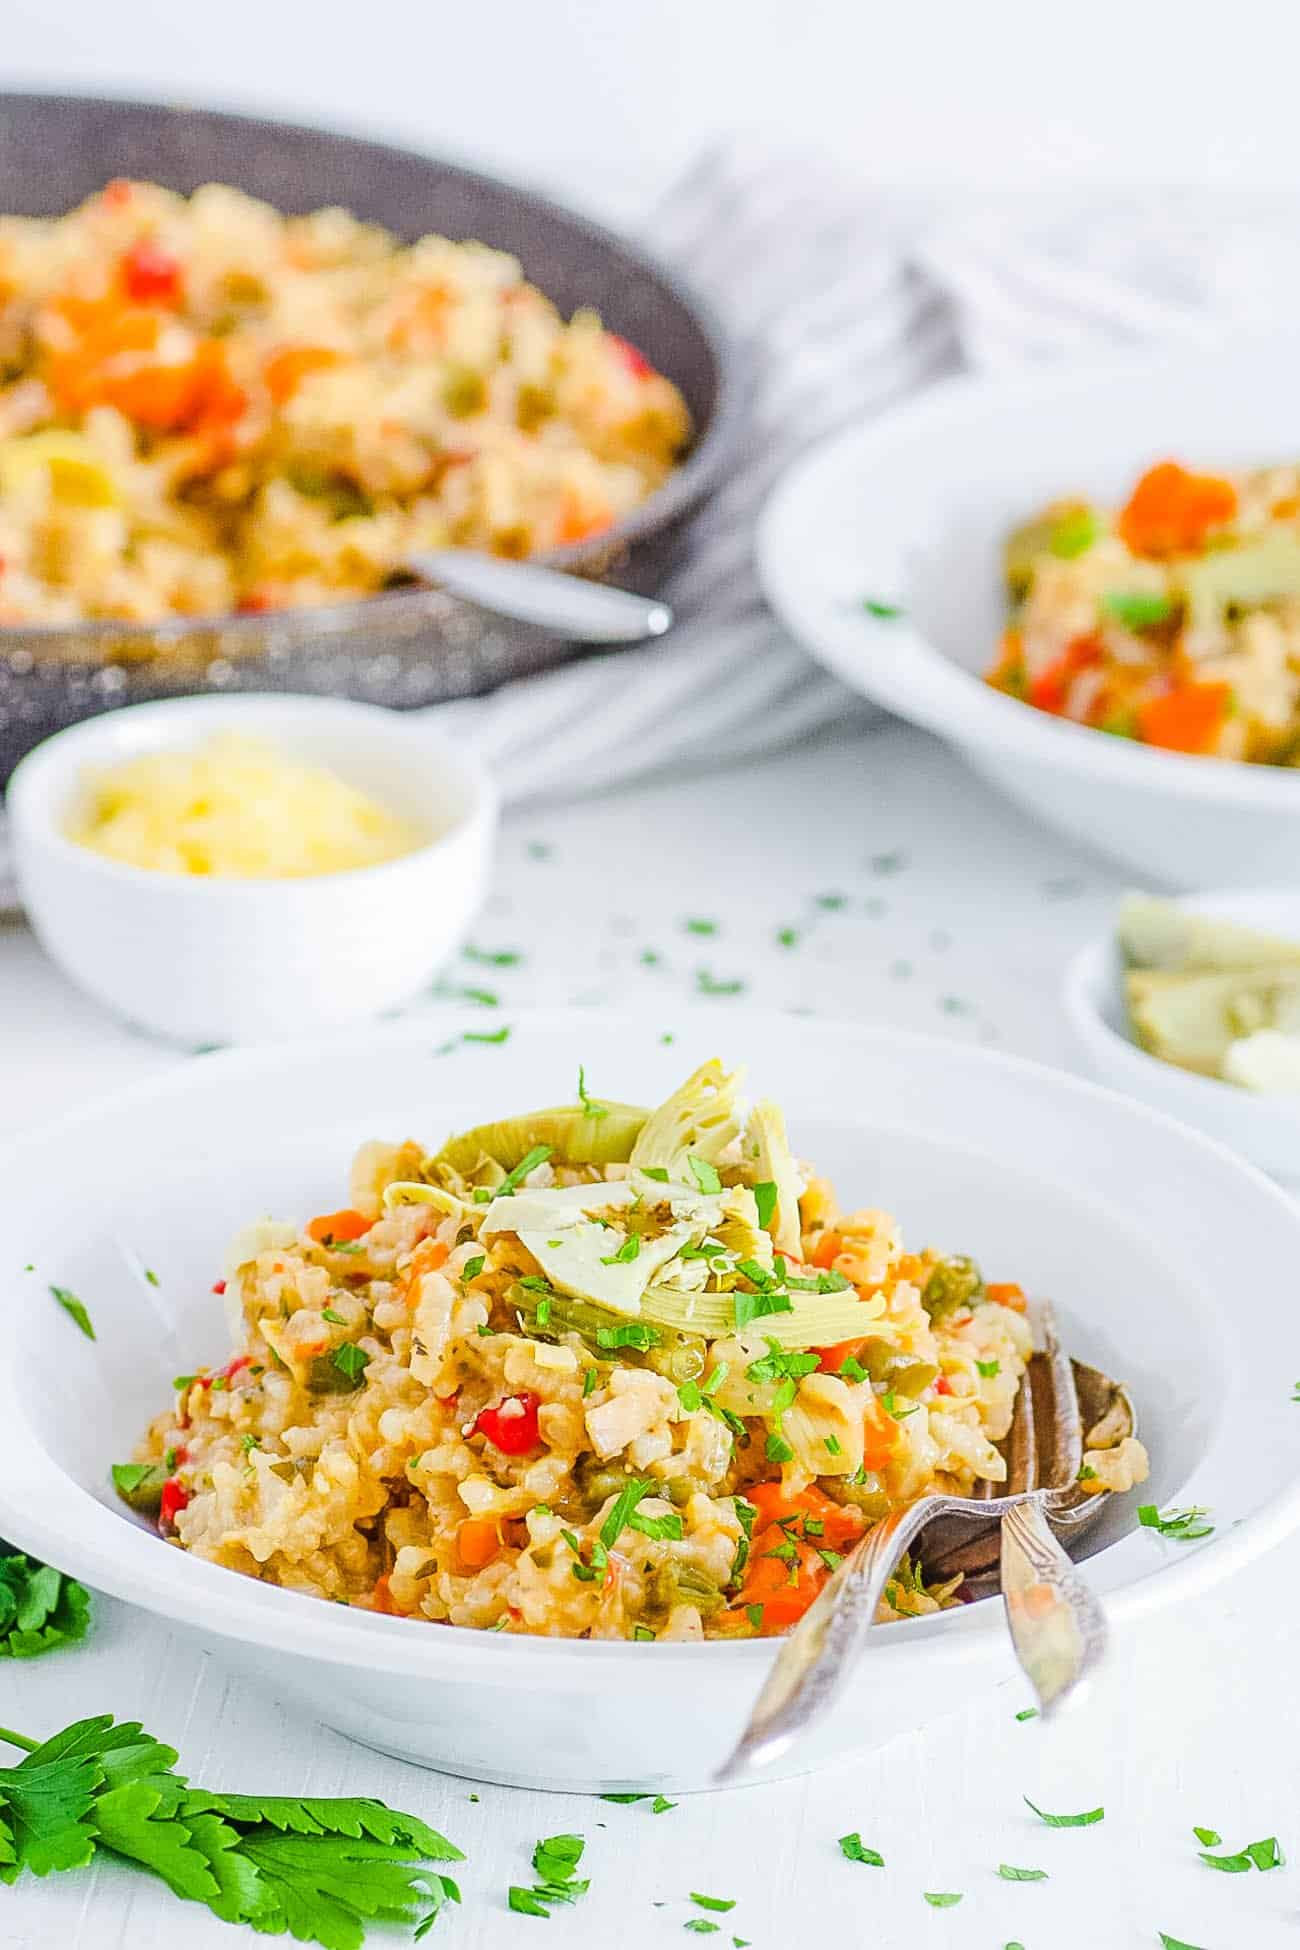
[494,1144,554,1199]
[923,1892,962,1907]
[599,1794,649,1803]
[997,1864,1048,1881]
[143,1269,160,1288]
[764,1434,794,1464]
[1158,1937,1207,1950]
[683,918,718,936]
[576,1067,609,1122]
[733,1289,794,1332]
[691,1892,736,1911]
[745,1604,764,1631]
[331,1343,370,1385]
[532,1832,585,1883]
[1077,1463,1099,1482]
[582,1367,599,1398]
[863,597,904,619]
[694,971,745,998]
[0,1556,92,1660]
[824,1434,843,1456]
[595,1322,661,1352]
[1137,1503,1214,1541]
[509,1885,551,1916]
[1015,1708,1039,1722]
[461,1025,511,1044]
[1198,1848,1252,1873]
[775,927,799,949]
[599,1233,641,1266]
[463,944,522,966]
[629,1508,683,1543]
[752,1182,778,1231]
[1048,507,1100,558]
[320,1308,346,1326]
[684,1923,720,1934]
[1192,1826,1220,1847]
[687,1155,723,1195]
[641,1166,670,1183]
[838,1832,883,1866]
[50,1285,95,1341]
[1024,1797,1103,1827]
[600,1480,651,1550]
[839,1355,867,1383]
[462,1255,485,1283]
[456,986,499,1007]
[172,1375,197,1393]
[651,1796,676,1814]
[1101,589,1173,630]
[633,1624,655,1641]
[677,1380,702,1412]
[975,1358,1000,1378]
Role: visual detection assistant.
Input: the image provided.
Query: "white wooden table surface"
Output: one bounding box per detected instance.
[1,724,1296,1950]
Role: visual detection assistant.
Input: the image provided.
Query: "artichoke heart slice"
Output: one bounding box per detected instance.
[515,1221,698,1319]
[428,1102,647,1178]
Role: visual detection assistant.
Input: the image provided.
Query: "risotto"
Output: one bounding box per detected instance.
[116,1060,1147,1641]
[987,458,1300,762]
[0,179,691,623]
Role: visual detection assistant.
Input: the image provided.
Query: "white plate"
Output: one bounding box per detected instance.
[1066,887,1300,1181]
[0,1008,1296,1790]
[758,333,1300,886]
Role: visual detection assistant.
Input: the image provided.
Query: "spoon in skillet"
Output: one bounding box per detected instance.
[715,1299,1135,1784]
[408,550,673,643]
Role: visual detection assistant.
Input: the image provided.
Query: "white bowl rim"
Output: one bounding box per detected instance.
[758,333,1300,808]
[0,1003,1297,1684]
[6,692,497,895]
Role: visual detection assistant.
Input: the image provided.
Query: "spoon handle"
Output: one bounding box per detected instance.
[1000,1496,1107,1715]
[713,1496,943,1784]
[409,550,673,643]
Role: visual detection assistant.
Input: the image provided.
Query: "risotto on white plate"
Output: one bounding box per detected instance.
[115,1060,1147,1641]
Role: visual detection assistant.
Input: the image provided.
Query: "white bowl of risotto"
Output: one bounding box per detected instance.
[0,1009,1295,1791]
[6,693,495,1043]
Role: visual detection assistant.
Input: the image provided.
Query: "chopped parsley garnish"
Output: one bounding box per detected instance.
[456,986,499,1007]
[862,597,904,619]
[631,1509,683,1542]
[50,1285,95,1341]
[677,1380,703,1412]
[764,1434,794,1464]
[508,1887,551,1916]
[881,1391,920,1420]
[839,1355,867,1383]
[583,1366,600,1398]
[684,1923,719,1934]
[775,927,799,949]
[493,1144,554,1198]
[600,1233,641,1266]
[600,1479,651,1549]
[595,1322,661,1352]
[459,1024,511,1045]
[1137,1503,1214,1541]
[641,1166,670,1183]
[1192,1826,1220,1847]
[172,1374,197,1392]
[1158,1937,1207,1950]
[824,1434,842,1456]
[694,971,745,998]
[633,1624,655,1641]
[1048,507,1100,558]
[577,1066,609,1122]
[745,1603,764,1631]
[331,1342,370,1384]
[1077,1464,1099,1483]
[1199,1836,1283,1873]
[599,1794,648,1804]
[683,918,718,936]
[463,944,521,966]
[561,1531,608,1583]
[1015,1707,1039,1722]
[1024,1797,1103,1827]
[975,1358,1000,1378]
[750,1182,778,1232]
[923,1892,962,1907]
[651,1796,676,1814]
[687,1155,723,1195]
[535,1298,552,1328]
[838,1833,883,1866]
[321,1308,346,1325]
[746,1342,818,1386]
[997,1864,1048,1881]
[462,1254,485,1282]
[733,1288,794,1332]
[143,1268,160,1287]
[690,1893,737,1912]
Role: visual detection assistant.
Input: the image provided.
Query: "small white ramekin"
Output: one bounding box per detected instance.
[7,693,496,1045]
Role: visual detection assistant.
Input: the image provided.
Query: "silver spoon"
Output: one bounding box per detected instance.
[408,550,672,643]
[715,1299,1116,1784]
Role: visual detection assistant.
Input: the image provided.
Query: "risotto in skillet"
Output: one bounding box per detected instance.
[116,1061,1147,1641]
[0,179,690,623]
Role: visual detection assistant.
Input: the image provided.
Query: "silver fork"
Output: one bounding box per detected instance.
[714,1299,1114,1784]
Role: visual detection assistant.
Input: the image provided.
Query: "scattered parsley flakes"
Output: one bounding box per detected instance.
[683,918,718,936]
[1015,1708,1039,1722]
[492,1143,554,1198]
[1101,589,1173,630]
[862,597,904,619]
[461,1025,511,1045]
[1159,1937,1207,1950]
[687,1155,723,1195]
[775,926,799,948]
[595,1322,661,1352]
[923,1891,962,1907]
[651,1796,676,1814]
[462,1255,485,1283]
[453,985,499,1007]
[975,1357,1000,1378]
[0,1555,92,1659]
[509,1886,551,1916]
[1138,1503,1214,1541]
[600,1479,651,1550]
[1199,1835,1284,1874]
[599,1794,648,1804]
[143,1268,160,1287]
[576,1065,609,1122]
[694,970,745,997]
[1192,1826,1221,1847]
[331,1342,370,1384]
[50,1284,95,1341]
[745,1603,764,1631]
[1077,1463,1099,1483]
[733,1288,793,1332]
[1024,1797,1103,1827]
[583,1366,599,1398]
[690,1893,737,1913]
[321,1307,346,1325]
[815,892,848,910]
[870,849,908,875]
[997,1864,1048,1881]
[838,1833,883,1867]
[599,1233,641,1266]
[526,841,552,861]
[684,1924,720,1935]
[463,944,522,966]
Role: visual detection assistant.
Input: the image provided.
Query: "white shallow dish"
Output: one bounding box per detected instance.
[1,1009,1298,1791]
[6,694,496,1045]
[1066,887,1300,1181]
[759,333,1300,887]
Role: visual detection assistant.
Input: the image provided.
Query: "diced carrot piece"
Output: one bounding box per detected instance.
[1118,461,1237,558]
[264,344,342,406]
[1137,681,1232,754]
[810,1229,842,1270]
[987,1281,1027,1311]
[862,1393,899,1472]
[308,1209,371,1245]
[745,1482,865,1551]
[457,1517,502,1570]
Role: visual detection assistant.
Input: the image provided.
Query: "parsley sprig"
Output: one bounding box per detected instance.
[0,1715,463,1945]
[509,1831,589,1915]
[0,1554,91,1659]
[1137,1504,1214,1542]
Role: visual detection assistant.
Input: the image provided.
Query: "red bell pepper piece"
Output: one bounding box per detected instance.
[472,1392,542,1455]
